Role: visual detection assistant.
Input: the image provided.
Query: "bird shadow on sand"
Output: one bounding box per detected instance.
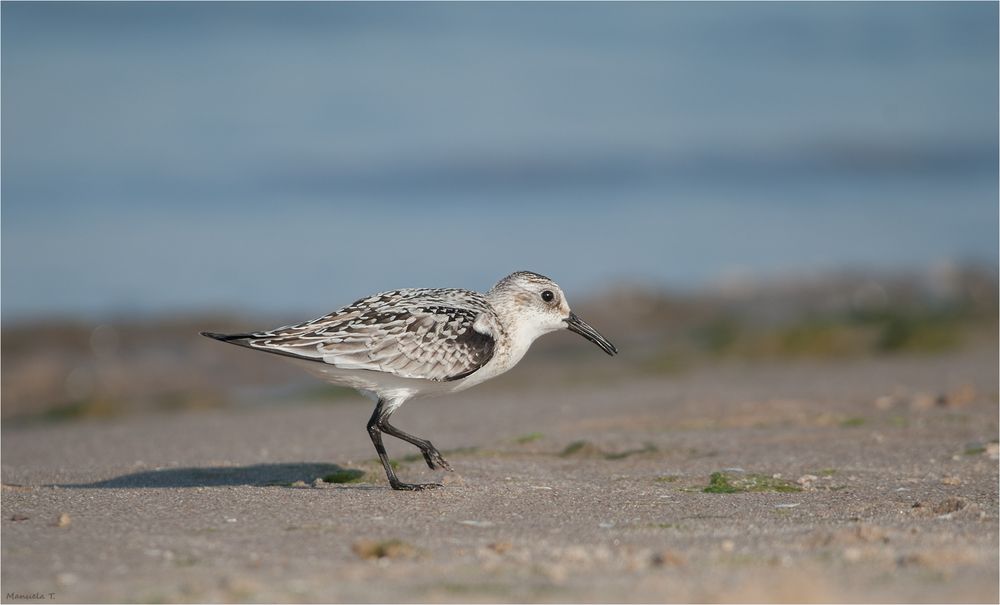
[53,462,377,489]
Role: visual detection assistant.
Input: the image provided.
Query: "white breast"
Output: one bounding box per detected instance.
[446,323,538,393]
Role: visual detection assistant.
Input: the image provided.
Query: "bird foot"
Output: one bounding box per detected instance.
[422,447,453,472]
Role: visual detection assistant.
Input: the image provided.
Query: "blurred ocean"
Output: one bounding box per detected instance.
[2,2,997,320]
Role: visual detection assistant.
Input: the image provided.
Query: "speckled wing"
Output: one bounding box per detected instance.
[215,289,498,382]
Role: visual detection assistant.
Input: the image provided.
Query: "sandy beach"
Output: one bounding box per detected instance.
[3,347,997,603]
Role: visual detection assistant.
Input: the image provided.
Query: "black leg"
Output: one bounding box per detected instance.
[380,419,453,471]
[366,399,441,491]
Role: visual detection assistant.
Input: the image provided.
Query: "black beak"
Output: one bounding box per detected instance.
[565,312,618,356]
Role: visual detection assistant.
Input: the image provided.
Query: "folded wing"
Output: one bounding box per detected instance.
[208,288,498,382]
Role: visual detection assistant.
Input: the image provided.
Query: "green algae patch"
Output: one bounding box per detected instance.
[840,417,866,428]
[605,443,658,460]
[703,471,802,494]
[514,432,544,444]
[559,440,604,457]
[559,440,658,460]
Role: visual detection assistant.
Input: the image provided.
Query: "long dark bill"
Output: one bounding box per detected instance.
[565,312,618,356]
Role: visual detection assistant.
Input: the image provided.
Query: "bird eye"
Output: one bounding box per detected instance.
[541,290,555,303]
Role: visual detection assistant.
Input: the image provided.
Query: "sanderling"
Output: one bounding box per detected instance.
[202,271,617,490]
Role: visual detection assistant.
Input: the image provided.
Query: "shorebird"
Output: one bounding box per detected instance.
[202,271,617,490]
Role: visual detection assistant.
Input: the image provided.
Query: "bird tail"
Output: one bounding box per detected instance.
[201,330,323,363]
[200,331,260,350]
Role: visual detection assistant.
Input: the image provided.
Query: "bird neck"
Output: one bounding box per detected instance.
[484,290,546,360]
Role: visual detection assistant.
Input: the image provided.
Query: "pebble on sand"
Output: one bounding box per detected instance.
[352,539,417,560]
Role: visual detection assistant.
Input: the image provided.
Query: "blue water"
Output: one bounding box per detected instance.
[2,2,997,319]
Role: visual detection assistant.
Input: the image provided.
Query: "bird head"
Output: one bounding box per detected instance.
[488,271,618,356]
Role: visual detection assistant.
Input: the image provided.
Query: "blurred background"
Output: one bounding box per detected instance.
[2,2,997,421]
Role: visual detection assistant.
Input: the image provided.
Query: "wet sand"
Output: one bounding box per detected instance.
[2,349,998,603]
